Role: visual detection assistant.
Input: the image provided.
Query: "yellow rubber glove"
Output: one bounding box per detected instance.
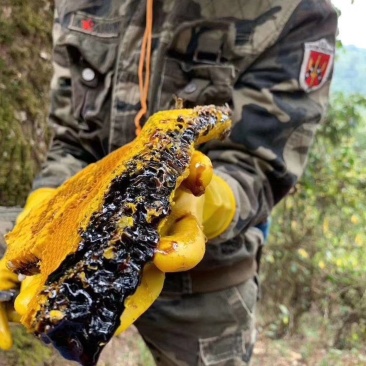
[202,174,236,240]
[153,151,236,273]
[14,275,43,317]
[114,263,164,335]
[0,258,19,350]
[0,188,55,350]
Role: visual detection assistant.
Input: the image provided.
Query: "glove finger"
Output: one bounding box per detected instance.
[0,303,13,350]
[115,263,164,335]
[202,174,236,240]
[154,213,206,272]
[15,274,43,316]
[0,259,19,291]
[159,188,205,237]
[181,150,213,196]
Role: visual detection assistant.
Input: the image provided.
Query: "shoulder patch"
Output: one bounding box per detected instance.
[299,38,334,92]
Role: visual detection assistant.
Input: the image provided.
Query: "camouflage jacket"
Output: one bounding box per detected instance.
[34,0,337,274]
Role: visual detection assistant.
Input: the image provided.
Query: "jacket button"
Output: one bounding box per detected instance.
[184,82,197,94]
[82,67,96,82]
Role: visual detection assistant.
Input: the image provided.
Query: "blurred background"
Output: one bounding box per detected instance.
[0,1,366,365]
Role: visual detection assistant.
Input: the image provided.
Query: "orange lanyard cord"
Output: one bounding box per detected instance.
[134,0,154,136]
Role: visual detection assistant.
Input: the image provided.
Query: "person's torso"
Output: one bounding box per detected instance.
[55,0,301,156]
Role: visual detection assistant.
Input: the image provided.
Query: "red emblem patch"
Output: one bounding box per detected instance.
[300,39,334,92]
[81,19,95,32]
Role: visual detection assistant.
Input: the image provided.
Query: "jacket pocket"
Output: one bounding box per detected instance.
[57,13,119,123]
[158,20,238,109]
[199,279,257,365]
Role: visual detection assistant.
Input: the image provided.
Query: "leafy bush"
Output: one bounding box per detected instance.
[0,1,53,206]
[261,93,366,349]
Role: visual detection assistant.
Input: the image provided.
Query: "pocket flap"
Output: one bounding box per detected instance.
[199,331,250,365]
[59,29,118,74]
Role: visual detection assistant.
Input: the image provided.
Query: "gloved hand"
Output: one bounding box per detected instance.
[201,173,236,240]
[0,258,19,350]
[0,188,55,350]
[153,149,236,272]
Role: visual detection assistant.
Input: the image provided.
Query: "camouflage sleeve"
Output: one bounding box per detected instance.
[32,10,95,190]
[205,0,338,243]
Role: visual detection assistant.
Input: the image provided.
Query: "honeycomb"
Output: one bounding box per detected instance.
[4,105,232,365]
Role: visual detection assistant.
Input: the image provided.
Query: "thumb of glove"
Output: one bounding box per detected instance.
[0,303,13,350]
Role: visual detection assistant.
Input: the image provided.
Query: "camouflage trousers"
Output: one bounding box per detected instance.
[135,277,258,366]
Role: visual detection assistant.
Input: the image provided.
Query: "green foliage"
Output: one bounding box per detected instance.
[261,92,366,349]
[0,2,53,206]
[332,45,366,96]
[0,326,54,366]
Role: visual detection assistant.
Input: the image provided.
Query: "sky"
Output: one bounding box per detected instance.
[331,0,366,49]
